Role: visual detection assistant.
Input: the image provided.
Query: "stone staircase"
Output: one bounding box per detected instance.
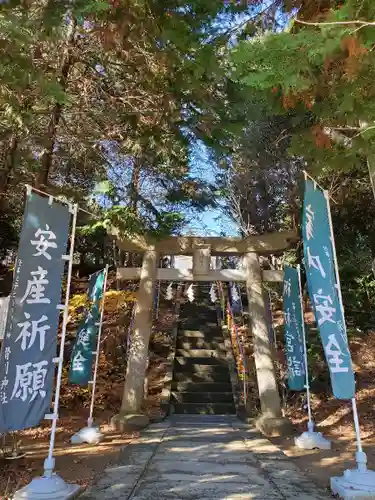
[171,284,236,415]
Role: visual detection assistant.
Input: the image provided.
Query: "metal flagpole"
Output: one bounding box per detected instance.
[45,203,78,476]
[88,264,109,429]
[324,190,365,462]
[26,184,98,219]
[297,265,313,429]
[294,266,331,450]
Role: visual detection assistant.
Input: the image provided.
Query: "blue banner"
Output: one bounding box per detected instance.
[283,266,306,391]
[0,192,71,431]
[302,178,355,400]
[69,269,105,386]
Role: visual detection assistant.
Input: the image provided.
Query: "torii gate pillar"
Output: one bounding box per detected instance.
[112,249,159,430]
[245,252,292,436]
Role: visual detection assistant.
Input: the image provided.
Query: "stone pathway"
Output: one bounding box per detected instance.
[80,415,331,500]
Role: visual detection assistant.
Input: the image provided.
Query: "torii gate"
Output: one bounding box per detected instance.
[112,230,297,435]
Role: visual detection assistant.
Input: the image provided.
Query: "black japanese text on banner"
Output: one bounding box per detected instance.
[0,193,71,431]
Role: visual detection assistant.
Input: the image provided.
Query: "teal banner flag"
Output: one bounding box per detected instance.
[302,178,355,400]
[283,266,306,391]
[69,269,105,386]
[0,192,70,431]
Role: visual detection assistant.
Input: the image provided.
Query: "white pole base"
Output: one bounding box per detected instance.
[71,425,103,445]
[331,469,375,499]
[12,474,81,499]
[294,431,331,450]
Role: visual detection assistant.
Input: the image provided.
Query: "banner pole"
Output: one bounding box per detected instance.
[26,184,98,218]
[88,264,109,428]
[45,203,78,478]
[297,265,313,430]
[324,190,364,459]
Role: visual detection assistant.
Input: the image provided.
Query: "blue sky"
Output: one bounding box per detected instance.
[181,1,287,237]
[186,140,238,236]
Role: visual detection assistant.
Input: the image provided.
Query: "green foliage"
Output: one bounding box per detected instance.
[103,206,185,240]
[229,0,375,172]
[0,0,256,254]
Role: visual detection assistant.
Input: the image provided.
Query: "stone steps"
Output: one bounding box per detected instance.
[171,391,234,404]
[175,348,227,359]
[172,402,236,415]
[173,371,231,383]
[174,357,228,369]
[171,289,235,416]
[176,338,226,350]
[179,320,219,331]
[171,381,233,393]
[178,329,223,339]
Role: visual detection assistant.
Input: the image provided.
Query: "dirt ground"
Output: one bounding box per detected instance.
[0,412,139,498]
[271,416,375,494]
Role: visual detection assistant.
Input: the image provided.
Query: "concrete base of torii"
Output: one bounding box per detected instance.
[111,413,150,432]
[255,415,293,437]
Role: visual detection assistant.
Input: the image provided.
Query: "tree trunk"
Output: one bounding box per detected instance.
[369,228,375,279]
[0,136,18,211]
[127,158,141,266]
[364,159,375,278]
[129,157,141,212]
[35,22,77,188]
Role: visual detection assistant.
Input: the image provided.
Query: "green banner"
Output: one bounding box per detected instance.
[283,266,306,391]
[69,269,105,386]
[303,179,355,400]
